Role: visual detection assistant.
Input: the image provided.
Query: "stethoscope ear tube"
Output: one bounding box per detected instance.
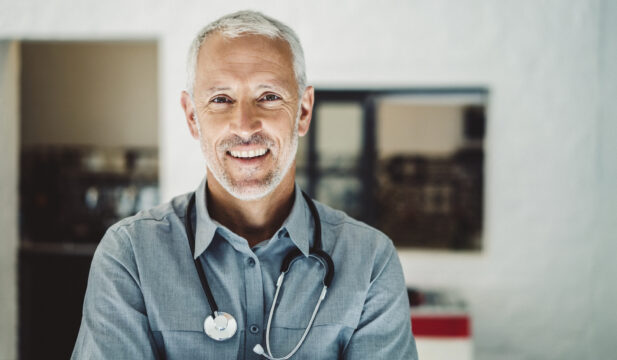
[280,248,303,273]
[279,194,335,287]
[310,249,335,287]
[301,191,322,249]
[185,193,220,316]
[281,249,335,287]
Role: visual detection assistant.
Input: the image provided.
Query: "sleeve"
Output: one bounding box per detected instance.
[342,242,419,360]
[71,227,160,359]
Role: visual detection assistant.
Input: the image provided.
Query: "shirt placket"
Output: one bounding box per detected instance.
[243,253,264,360]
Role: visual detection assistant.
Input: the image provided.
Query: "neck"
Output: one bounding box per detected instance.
[206,170,296,248]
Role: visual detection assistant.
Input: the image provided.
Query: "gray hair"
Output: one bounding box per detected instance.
[186,10,307,97]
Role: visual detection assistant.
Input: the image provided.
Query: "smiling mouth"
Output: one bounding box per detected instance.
[228,148,269,159]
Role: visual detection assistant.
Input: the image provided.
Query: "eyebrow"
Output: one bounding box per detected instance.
[199,83,291,98]
[257,83,291,94]
[204,86,232,94]
[203,85,279,94]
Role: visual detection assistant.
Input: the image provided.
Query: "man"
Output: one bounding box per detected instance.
[72,10,417,359]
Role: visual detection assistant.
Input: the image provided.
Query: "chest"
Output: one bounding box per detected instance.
[136,240,363,360]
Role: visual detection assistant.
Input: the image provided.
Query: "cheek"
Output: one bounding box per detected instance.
[197,121,223,150]
[259,101,297,123]
[263,110,297,137]
[280,103,299,123]
[206,138,220,154]
[197,132,217,157]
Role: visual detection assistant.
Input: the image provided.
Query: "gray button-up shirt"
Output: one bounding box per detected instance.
[72,179,418,359]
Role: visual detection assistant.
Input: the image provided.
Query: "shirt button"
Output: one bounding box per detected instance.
[249,324,260,334]
[246,257,256,267]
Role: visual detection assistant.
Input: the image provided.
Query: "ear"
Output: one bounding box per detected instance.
[297,86,314,137]
[181,91,200,139]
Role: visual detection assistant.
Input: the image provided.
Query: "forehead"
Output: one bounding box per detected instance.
[195,32,295,90]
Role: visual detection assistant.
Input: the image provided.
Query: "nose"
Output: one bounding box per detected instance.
[229,100,262,139]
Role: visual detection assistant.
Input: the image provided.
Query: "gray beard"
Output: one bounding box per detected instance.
[196,112,300,201]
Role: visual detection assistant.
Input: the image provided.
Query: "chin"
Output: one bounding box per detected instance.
[206,150,296,201]
[213,174,280,201]
[226,182,277,201]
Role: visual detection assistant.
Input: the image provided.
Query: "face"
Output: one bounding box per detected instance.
[181,33,313,200]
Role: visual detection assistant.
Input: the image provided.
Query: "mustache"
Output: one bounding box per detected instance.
[217,133,275,152]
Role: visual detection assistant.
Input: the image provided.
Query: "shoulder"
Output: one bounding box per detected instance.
[95,192,192,261]
[313,200,396,275]
[109,192,191,233]
[314,200,393,246]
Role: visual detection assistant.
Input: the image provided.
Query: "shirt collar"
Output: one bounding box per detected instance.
[193,178,312,259]
[193,178,218,259]
[278,184,312,257]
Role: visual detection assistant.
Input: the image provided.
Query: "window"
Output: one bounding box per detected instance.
[299,89,487,251]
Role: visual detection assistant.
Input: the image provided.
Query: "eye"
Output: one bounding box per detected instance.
[211,96,233,104]
[261,93,281,102]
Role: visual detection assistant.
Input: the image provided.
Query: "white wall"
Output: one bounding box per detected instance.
[0,1,615,359]
[591,0,617,355]
[0,41,19,360]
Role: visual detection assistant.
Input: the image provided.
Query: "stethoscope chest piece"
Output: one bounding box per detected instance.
[204,311,237,341]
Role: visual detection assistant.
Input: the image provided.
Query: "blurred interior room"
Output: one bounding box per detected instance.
[1,1,616,360]
[17,40,159,359]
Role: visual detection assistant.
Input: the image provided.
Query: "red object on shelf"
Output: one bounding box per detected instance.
[411,315,471,338]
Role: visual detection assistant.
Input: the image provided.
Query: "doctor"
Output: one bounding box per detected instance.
[72,10,417,359]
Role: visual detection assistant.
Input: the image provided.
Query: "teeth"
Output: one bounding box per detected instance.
[230,148,268,159]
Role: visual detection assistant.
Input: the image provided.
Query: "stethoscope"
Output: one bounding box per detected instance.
[184,191,334,360]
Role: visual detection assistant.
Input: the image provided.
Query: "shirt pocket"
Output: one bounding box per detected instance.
[152,329,243,360]
[264,260,362,358]
[270,258,363,330]
[147,287,244,359]
[265,324,352,360]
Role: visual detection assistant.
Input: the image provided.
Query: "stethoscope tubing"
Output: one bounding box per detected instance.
[184,190,335,328]
[185,193,220,315]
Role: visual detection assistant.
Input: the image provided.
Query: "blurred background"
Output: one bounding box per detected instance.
[1,0,616,359]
